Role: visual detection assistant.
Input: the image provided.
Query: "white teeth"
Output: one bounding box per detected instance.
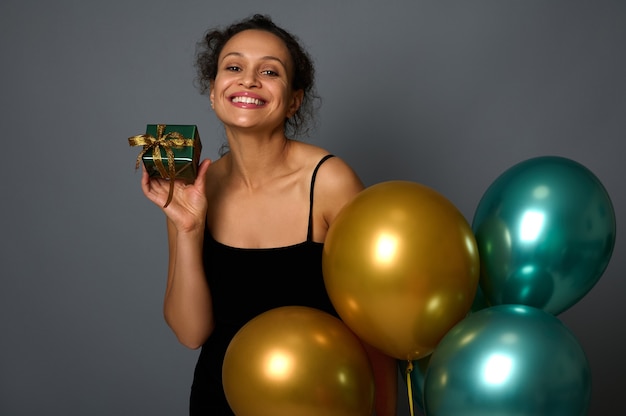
[231,96,264,105]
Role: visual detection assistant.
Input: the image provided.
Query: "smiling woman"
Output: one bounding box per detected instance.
[209,29,303,136]
[195,14,318,146]
[136,14,398,416]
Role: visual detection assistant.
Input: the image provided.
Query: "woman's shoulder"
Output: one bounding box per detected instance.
[294,143,364,218]
[291,141,341,168]
[291,141,362,186]
[290,139,327,158]
[314,154,364,195]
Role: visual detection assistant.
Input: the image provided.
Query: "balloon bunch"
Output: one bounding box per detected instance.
[221,155,615,416]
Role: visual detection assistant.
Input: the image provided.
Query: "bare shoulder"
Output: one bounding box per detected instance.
[315,154,363,193]
[312,153,365,225]
[293,141,360,184]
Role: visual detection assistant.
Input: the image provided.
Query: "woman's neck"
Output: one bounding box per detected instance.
[224,132,296,190]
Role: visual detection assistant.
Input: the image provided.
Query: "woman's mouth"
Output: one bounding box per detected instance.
[231,96,266,106]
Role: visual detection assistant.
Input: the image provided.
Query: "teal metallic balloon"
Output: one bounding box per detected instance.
[470,284,489,313]
[472,156,616,315]
[423,305,591,416]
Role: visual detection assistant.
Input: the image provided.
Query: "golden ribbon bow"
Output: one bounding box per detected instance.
[128,124,195,208]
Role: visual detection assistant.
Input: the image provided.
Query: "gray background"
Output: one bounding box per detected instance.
[1,1,624,415]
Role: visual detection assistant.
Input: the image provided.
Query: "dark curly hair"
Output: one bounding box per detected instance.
[195,14,320,140]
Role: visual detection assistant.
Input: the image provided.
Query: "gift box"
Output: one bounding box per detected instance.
[128,124,202,207]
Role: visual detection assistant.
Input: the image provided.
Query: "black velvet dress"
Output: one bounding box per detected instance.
[190,155,338,415]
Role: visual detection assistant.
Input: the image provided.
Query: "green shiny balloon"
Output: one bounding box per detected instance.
[472,156,616,315]
[470,285,489,313]
[423,305,591,416]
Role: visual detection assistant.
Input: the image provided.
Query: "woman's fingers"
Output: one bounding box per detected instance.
[139,159,211,210]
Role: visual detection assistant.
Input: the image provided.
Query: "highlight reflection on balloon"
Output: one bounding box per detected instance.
[423,305,591,416]
[472,156,616,315]
[222,306,374,416]
[323,180,479,360]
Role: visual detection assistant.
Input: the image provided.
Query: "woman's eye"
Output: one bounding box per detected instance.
[261,70,279,77]
[226,66,241,72]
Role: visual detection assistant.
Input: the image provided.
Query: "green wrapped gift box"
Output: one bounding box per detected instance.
[136,124,202,183]
[128,124,203,207]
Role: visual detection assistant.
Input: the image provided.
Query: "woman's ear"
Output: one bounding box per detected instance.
[287,89,304,118]
[209,81,215,108]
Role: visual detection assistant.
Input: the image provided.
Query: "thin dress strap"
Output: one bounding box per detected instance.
[307,154,335,241]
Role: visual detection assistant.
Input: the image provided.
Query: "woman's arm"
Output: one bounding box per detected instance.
[141,159,215,349]
[163,218,214,349]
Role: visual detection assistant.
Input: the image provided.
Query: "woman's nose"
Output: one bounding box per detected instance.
[240,70,259,88]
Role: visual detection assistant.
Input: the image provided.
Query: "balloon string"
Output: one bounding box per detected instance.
[406,360,415,416]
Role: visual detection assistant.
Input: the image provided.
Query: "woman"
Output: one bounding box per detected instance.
[140,14,398,415]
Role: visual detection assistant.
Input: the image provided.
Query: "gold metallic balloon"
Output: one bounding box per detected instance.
[323,181,479,360]
[223,306,375,416]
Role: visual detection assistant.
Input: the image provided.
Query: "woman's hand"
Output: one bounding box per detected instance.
[141,159,212,233]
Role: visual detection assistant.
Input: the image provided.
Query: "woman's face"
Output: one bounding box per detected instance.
[210,29,303,135]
